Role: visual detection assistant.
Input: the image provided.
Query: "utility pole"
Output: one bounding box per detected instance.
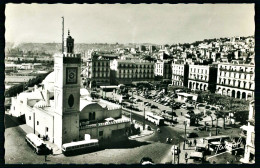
[172,145,175,164]
[143,107,146,130]
[216,117,218,136]
[171,99,174,123]
[183,121,187,150]
[178,143,180,164]
[33,112,35,134]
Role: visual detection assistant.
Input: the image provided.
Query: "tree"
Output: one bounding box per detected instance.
[190,113,203,126]
[206,110,214,127]
[215,110,227,129]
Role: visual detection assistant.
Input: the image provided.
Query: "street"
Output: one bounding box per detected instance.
[5,114,176,164]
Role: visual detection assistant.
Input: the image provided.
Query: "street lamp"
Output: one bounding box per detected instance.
[183,120,187,150]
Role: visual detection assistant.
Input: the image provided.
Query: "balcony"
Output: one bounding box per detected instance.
[219,68,254,74]
[79,119,130,130]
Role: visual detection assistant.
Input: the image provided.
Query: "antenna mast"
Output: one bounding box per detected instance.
[62,16,64,53]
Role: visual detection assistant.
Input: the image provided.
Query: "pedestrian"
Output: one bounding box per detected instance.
[235,150,238,161]
[189,141,192,147]
[44,155,47,162]
[194,139,197,146]
[185,152,188,164]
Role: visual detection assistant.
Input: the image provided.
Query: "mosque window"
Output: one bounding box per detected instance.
[37,121,39,125]
[68,94,74,107]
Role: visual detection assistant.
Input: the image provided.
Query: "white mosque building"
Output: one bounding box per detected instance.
[9,31,131,148]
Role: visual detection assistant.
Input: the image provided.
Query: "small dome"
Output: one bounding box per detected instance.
[42,72,54,92]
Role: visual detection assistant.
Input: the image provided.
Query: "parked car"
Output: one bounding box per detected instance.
[196,103,205,108]
[186,106,195,110]
[210,107,217,111]
[186,132,199,138]
[181,104,187,109]
[205,105,211,109]
[151,105,158,109]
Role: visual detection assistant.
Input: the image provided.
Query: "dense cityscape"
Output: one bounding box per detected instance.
[5,4,255,165]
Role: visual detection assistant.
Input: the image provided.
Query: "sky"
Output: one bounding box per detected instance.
[5,4,255,45]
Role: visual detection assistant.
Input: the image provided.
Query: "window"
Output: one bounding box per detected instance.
[99,131,103,136]
[37,121,39,125]
[46,127,48,132]
[29,116,31,120]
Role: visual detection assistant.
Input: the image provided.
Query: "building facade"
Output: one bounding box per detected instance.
[216,63,254,100]
[171,62,189,87]
[188,65,218,93]
[154,60,172,81]
[110,59,154,85]
[240,100,255,164]
[84,57,110,88]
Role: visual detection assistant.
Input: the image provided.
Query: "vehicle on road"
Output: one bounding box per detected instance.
[140,157,154,165]
[25,133,52,155]
[62,139,99,156]
[196,103,205,108]
[145,112,164,126]
[186,132,199,138]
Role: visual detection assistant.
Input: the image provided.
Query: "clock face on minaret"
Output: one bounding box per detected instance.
[66,67,77,84]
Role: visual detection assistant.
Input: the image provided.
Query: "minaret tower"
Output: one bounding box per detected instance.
[53,17,81,148]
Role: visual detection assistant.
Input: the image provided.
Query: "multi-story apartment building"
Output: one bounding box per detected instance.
[171,62,189,87]
[84,56,110,88]
[240,100,255,164]
[154,60,172,81]
[216,63,254,100]
[188,65,218,93]
[110,59,154,85]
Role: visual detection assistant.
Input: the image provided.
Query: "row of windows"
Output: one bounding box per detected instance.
[219,72,254,80]
[93,62,109,66]
[218,78,254,89]
[190,68,208,74]
[118,64,154,68]
[219,65,254,72]
[172,66,184,70]
[117,75,153,79]
[93,73,110,78]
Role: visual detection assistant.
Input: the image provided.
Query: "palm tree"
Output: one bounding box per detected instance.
[206,110,214,127]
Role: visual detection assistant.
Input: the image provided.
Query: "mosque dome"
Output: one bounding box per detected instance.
[42,71,54,92]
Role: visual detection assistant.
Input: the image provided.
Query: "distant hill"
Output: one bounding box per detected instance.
[5,42,159,55]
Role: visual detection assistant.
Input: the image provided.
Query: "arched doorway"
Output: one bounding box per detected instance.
[227,89,231,96]
[189,82,192,89]
[237,91,241,99]
[232,90,236,98]
[204,85,207,91]
[242,92,246,99]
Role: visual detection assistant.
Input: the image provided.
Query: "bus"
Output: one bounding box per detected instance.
[25,133,52,155]
[145,112,164,126]
[62,139,99,156]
